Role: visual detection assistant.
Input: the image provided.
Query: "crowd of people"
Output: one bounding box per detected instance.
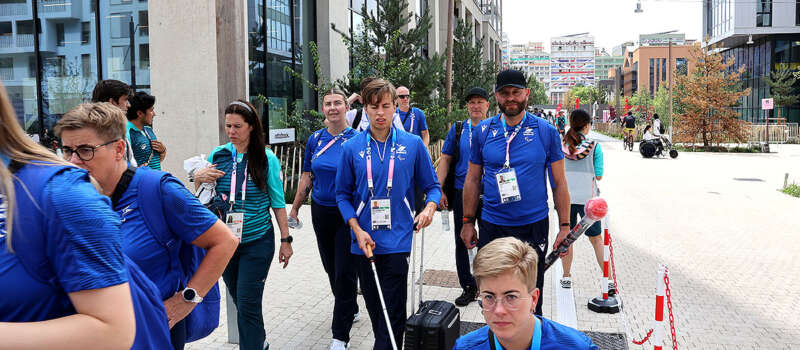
[0,68,605,350]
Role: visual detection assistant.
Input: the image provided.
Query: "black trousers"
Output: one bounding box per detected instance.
[311,202,359,343]
[169,318,186,350]
[478,218,549,315]
[356,252,409,350]
[451,189,478,290]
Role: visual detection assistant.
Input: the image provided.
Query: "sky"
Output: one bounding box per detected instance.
[503,0,703,53]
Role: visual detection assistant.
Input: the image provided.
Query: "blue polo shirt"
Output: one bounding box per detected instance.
[397,107,428,138]
[454,317,598,349]
[0,163,171,349]
[336,128,441,255]
[441,119,478,190]
[470,113,564,226]
[303,127,358,207]
[112,169,218,300]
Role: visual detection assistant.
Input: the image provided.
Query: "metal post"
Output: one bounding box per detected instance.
[128,16,136,91]
[668,39,673,141]
[226,289,239,344]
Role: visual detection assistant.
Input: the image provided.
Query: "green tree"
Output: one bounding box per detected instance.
[628,89,654,116]
[334,0,444,108]
[451,19,496,107]
[763,68,799,120]
[527,75,549,106]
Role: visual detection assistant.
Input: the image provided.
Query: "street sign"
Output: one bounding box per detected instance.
[762,98,774,110]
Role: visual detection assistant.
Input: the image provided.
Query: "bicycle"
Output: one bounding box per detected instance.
[623,130,634,151]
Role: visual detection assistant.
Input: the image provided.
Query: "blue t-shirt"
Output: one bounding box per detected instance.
[303,127,358,206]
[113,170,219,300]
[470,113,564,226]
[397,107,428,138]
[127,121,162,170]
[0,165,171,349]
[209,143,285,243]
[336,128,442,255]
[453,317,598,349]
[441,119,478,190]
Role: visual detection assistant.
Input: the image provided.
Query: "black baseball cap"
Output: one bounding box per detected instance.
[465,87,489,102]
[495,69,527,92]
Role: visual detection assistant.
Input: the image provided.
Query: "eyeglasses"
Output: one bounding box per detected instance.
[398,95,410,99]
[478,293,527,311]
[61,139,120,162]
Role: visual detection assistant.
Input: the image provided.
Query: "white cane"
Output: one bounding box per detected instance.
[366,245,399,350]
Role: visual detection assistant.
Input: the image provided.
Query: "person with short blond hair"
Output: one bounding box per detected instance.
[58,102,238,350]
[455,237,598,350]
[336,78,441,349]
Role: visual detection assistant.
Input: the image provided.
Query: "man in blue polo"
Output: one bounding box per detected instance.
[460,69,572,315]
[436,86,489,307]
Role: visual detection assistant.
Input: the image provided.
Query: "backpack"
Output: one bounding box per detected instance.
[136,169,220,343]
[658,122,665,135]
[442,121,464,207]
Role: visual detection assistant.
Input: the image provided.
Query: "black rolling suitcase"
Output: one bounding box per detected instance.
[404,228,461,350]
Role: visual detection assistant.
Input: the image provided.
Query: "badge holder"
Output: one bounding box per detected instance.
[496,167,522,204]
[370,197,392,231]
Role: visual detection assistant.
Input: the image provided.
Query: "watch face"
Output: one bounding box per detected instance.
[183,288,196,300]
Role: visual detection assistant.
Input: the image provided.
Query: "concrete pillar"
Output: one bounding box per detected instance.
[316,0,350,84]
[149,0,247,180]
[150,0,247,344]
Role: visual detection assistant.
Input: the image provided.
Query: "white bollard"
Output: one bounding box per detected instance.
[653,265,666,350]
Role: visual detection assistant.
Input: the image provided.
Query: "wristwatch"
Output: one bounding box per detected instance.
[181,287,203,304]
[560,223,570,227]
[280,235,293,243]
[462,216,476,224]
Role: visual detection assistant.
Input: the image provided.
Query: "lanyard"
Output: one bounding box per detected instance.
[399,108,415,133]
[229,150,248,207]
[500,114,527,168]
[365,128,396,197]
[492,317,541,350]
[312,127,351,162]
[466,120,473,148]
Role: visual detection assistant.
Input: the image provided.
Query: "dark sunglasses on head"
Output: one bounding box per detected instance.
[61,139,120,162]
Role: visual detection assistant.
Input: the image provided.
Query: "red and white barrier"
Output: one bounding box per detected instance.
[602,220,611,299]
[653,265,666,350]
[587,217,620,313]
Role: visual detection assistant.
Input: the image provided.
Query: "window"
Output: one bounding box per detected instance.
[649,58,655,95]
[139,43,149,70]
[111,46,131,72]
[56,23,65,46]
[81,54,92,77]
[797,0,800,26]
[81,22,91,44]
[0,57,12,80]
[110,12,132,39]
[661,58,667,81]
[138,11,148,36]
[757,0,772,27]
[676,58,688,75]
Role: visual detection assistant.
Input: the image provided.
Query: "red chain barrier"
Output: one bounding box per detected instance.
[608,233,656,346]
[664,267,678,350]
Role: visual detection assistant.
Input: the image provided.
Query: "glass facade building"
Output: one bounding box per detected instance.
[0,0,150,144]
[721,36,800,123]
[247,0,317,135]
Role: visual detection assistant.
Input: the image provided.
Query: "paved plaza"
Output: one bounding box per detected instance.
[188,135,800,350]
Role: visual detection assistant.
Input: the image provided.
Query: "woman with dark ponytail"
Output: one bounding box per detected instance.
[558,109,608,292]
[193,99,293,350]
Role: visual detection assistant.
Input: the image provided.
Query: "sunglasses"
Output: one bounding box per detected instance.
[398,95,410,99]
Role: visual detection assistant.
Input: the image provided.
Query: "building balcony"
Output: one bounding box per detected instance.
[0,3,28,17]
[16,33,33,47]
[0,35,12,48]
[38,0,81,19]
[0,67,12,80]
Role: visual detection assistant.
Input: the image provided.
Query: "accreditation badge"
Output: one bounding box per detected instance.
[496,168,522,204]
[225,212,244,239]
[370,197,392,231]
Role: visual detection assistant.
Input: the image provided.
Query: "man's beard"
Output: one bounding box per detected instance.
[499,101,525,117]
